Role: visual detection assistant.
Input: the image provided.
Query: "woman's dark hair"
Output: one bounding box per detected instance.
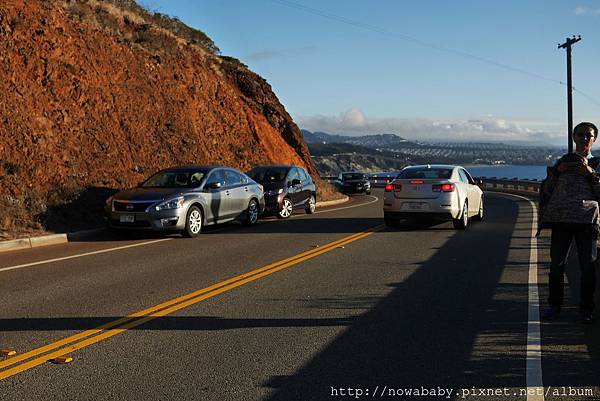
[574,122,599,138]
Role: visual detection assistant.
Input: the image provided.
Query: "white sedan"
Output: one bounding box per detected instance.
[383,164,484,229]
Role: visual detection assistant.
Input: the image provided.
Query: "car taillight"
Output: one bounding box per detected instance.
[432,183,455,192]
[385,183,402,192]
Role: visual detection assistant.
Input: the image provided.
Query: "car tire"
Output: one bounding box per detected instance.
[278,197,293,219]
[474,197,484,221]
[243,199,259,226]
[305,195,316,214]
[366,189,371,195]
[452,201,468,230]
[182,205,203,237]
[384,215,399,228]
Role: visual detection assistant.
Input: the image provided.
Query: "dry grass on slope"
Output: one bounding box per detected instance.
[60,0,218,55]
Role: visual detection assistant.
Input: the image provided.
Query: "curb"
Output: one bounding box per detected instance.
[0,197,351,254]
[316,196,349,207]
[0,227,107,254]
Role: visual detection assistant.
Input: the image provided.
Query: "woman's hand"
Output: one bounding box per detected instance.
[581,165,596,176]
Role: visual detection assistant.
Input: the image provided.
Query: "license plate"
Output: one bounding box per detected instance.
[412,186,421,190]
[403,202,427,211]
[119,214,135,223]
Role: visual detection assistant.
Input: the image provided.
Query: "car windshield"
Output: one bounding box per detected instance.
[397,168,453,179]
[142,170,207,188]
[342,173,365,180]
[247,167,288,182]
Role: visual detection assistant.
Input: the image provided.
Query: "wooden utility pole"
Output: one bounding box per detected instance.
[558,35,581,153]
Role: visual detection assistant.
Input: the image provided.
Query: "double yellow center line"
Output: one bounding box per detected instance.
[0,225,383,380]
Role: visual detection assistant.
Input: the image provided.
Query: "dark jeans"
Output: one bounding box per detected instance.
[548,223,598,312]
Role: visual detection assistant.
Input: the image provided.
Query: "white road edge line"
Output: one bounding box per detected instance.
[488,191,544,401]
[0,239,172,273]
[314,195,379,214]
[0,195,379,273]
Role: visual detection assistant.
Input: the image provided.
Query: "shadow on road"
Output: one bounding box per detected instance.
[67,217,462,242]
[259,195,527,400]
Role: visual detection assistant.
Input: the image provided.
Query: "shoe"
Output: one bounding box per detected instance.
[542,306,561,320]
[580,311,593,324]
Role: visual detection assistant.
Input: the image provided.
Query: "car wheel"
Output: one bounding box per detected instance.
[243,199,259,226]
[474,197,484,221]
[305,195,316,214]
[182,206,203,237]
[452,201,468,230]
[384,215,399,228]
[278,197,293,219]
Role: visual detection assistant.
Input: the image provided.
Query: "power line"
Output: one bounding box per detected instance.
[268,0,600,107]
[574,88,600,107]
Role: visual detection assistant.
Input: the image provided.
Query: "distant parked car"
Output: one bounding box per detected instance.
[368,172,399,187]
[383,164,483,229]
[337,172,371,195]
[247,165,316,219]
[105,166,265,237]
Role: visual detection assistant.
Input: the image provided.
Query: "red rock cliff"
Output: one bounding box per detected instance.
[0,0,317,197]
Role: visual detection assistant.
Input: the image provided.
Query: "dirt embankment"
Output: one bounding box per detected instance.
[0,0,340,240]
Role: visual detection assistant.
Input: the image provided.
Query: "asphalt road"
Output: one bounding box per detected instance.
[0,189,599,401]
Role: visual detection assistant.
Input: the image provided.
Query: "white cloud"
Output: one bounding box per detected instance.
[295,108,567,145]
[340,108,368,128]
[574,5,600,16]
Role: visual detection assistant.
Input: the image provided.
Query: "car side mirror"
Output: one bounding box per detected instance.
[291,179,301,186]
[206,182,222,190]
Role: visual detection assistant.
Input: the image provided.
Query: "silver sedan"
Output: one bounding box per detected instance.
[383,164,484,229]
[105,166,265,237]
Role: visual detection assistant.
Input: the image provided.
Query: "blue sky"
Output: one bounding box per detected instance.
[141,0,600,145]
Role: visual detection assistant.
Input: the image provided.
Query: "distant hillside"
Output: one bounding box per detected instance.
[302,130,419,149]
[307,142,435,175]
[307,142,383,157]
[302,129,563,170]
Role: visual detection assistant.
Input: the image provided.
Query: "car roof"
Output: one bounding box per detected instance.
[402,164,461,170]
[162,165,229,172]
[250,164,296,169]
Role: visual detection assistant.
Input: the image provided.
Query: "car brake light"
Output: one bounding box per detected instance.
[409,180,424,184]
[385,183,402,192]
[432,183,455,192]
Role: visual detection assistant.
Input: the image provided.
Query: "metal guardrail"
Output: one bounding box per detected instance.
[321,175,541,192]
[478,178,540,193]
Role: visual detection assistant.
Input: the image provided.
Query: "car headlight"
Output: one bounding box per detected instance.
[266,188,283,196]
[105,196,114,211]
[154,197,184,211]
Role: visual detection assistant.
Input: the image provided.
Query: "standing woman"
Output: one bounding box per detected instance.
[541,122,600,323]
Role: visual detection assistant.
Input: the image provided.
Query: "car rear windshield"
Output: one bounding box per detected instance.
[342,173,365,180]
[397,168,452,179]
[142,170,207,188]
[247,167,288,182]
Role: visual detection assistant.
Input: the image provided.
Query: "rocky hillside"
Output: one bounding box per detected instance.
[0,0,331,239]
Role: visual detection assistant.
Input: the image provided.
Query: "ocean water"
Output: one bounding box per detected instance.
[464,165,548,181]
